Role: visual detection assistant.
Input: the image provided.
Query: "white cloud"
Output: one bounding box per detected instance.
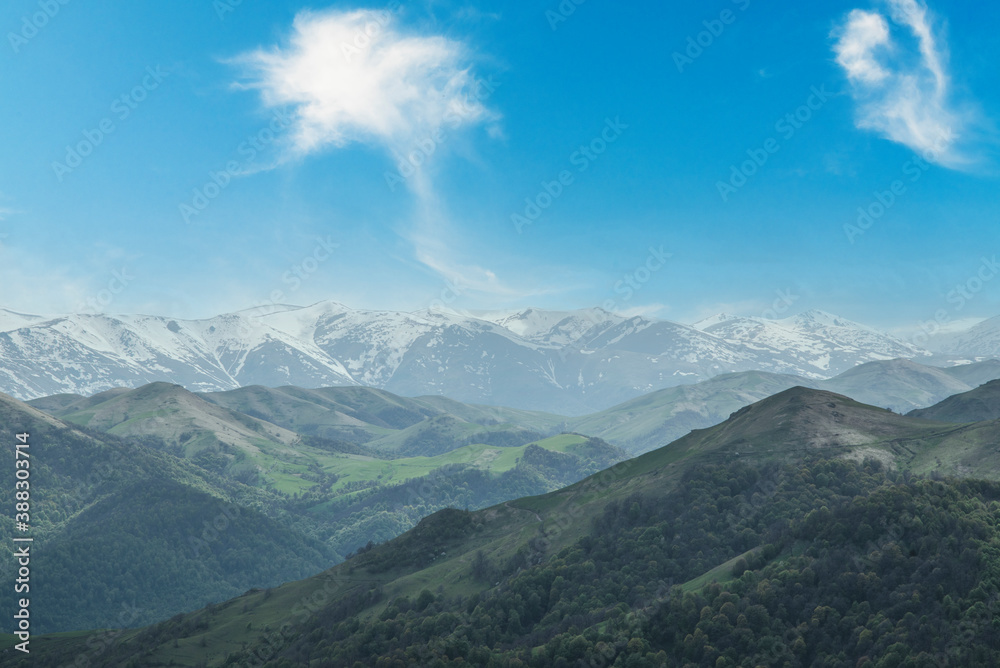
[233,8,495,159]
[231,8,536,305]
[833,0,980,168]
[834,10,891,84]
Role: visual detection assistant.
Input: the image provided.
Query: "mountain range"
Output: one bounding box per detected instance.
[10,357,1000,636]
[13,383,1000,666]
[6,303,992,415]
[1,381,629,633]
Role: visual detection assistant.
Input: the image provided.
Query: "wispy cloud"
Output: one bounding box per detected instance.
[232,8,533,303]
[833,0,983,169]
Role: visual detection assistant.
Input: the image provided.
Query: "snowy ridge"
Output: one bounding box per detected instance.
[0,301,985,414]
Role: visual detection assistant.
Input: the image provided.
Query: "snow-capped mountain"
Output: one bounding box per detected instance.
[924,315,1000,359]
[693,310,929,374]
[0,303,980,414]
[471,307,626,346]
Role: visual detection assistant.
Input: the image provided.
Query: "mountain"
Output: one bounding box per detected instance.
[472,306,625,345]
[924,315,1000,357]
[938,358,1000,386]
[817,358,974,414]
[0,303,967,415]
[694,310,928,375]
[31,381,331,486]
[8,379,630,633]
[566,370,814,454]
[908,378,1000,423]
[195,384,565,451]
[42,382,300,449]
[651,385,1000,482]
[655,386,938,459]
[17,387,1000,666]
[29,357,1000,466]
[23,387,131,413]
[0,391,336,633]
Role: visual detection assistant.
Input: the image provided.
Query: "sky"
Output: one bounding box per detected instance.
[0,0,998,335]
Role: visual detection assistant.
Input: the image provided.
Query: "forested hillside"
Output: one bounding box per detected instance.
[16,457,1000,666]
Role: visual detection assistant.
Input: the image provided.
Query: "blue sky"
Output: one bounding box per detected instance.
[0,0,998,333]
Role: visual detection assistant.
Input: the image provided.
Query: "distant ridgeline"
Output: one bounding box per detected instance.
[7,302,998,415]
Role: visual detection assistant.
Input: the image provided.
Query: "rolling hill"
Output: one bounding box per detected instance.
[908,378,1000,423]
[938,358,1000,386]
[0,392,336,633]
[15,386,1000,666]
[818,358,973,413]
[565,370,811,454]
[31,356,1000,466]
[5,384,627,634]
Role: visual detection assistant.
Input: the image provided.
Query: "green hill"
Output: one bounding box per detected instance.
[0,393,336,634]
[908,378,1000,423]
[196,385,438,442]
[198,385,564,452]
[15,387,1000,666]
[566,370,811,454]
[1,387,627,635]
[939,358,1000,386]
[819,358,973,414]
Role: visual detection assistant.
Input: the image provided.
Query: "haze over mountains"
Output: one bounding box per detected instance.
[3,302,997,414]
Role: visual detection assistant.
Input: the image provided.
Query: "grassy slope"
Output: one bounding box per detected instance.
[19,386,1000,665]
[908,378,1000,423]
[819,358,973,413]
[0,393,336,634]
[317,434,591,494]
[566,371,812,454]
